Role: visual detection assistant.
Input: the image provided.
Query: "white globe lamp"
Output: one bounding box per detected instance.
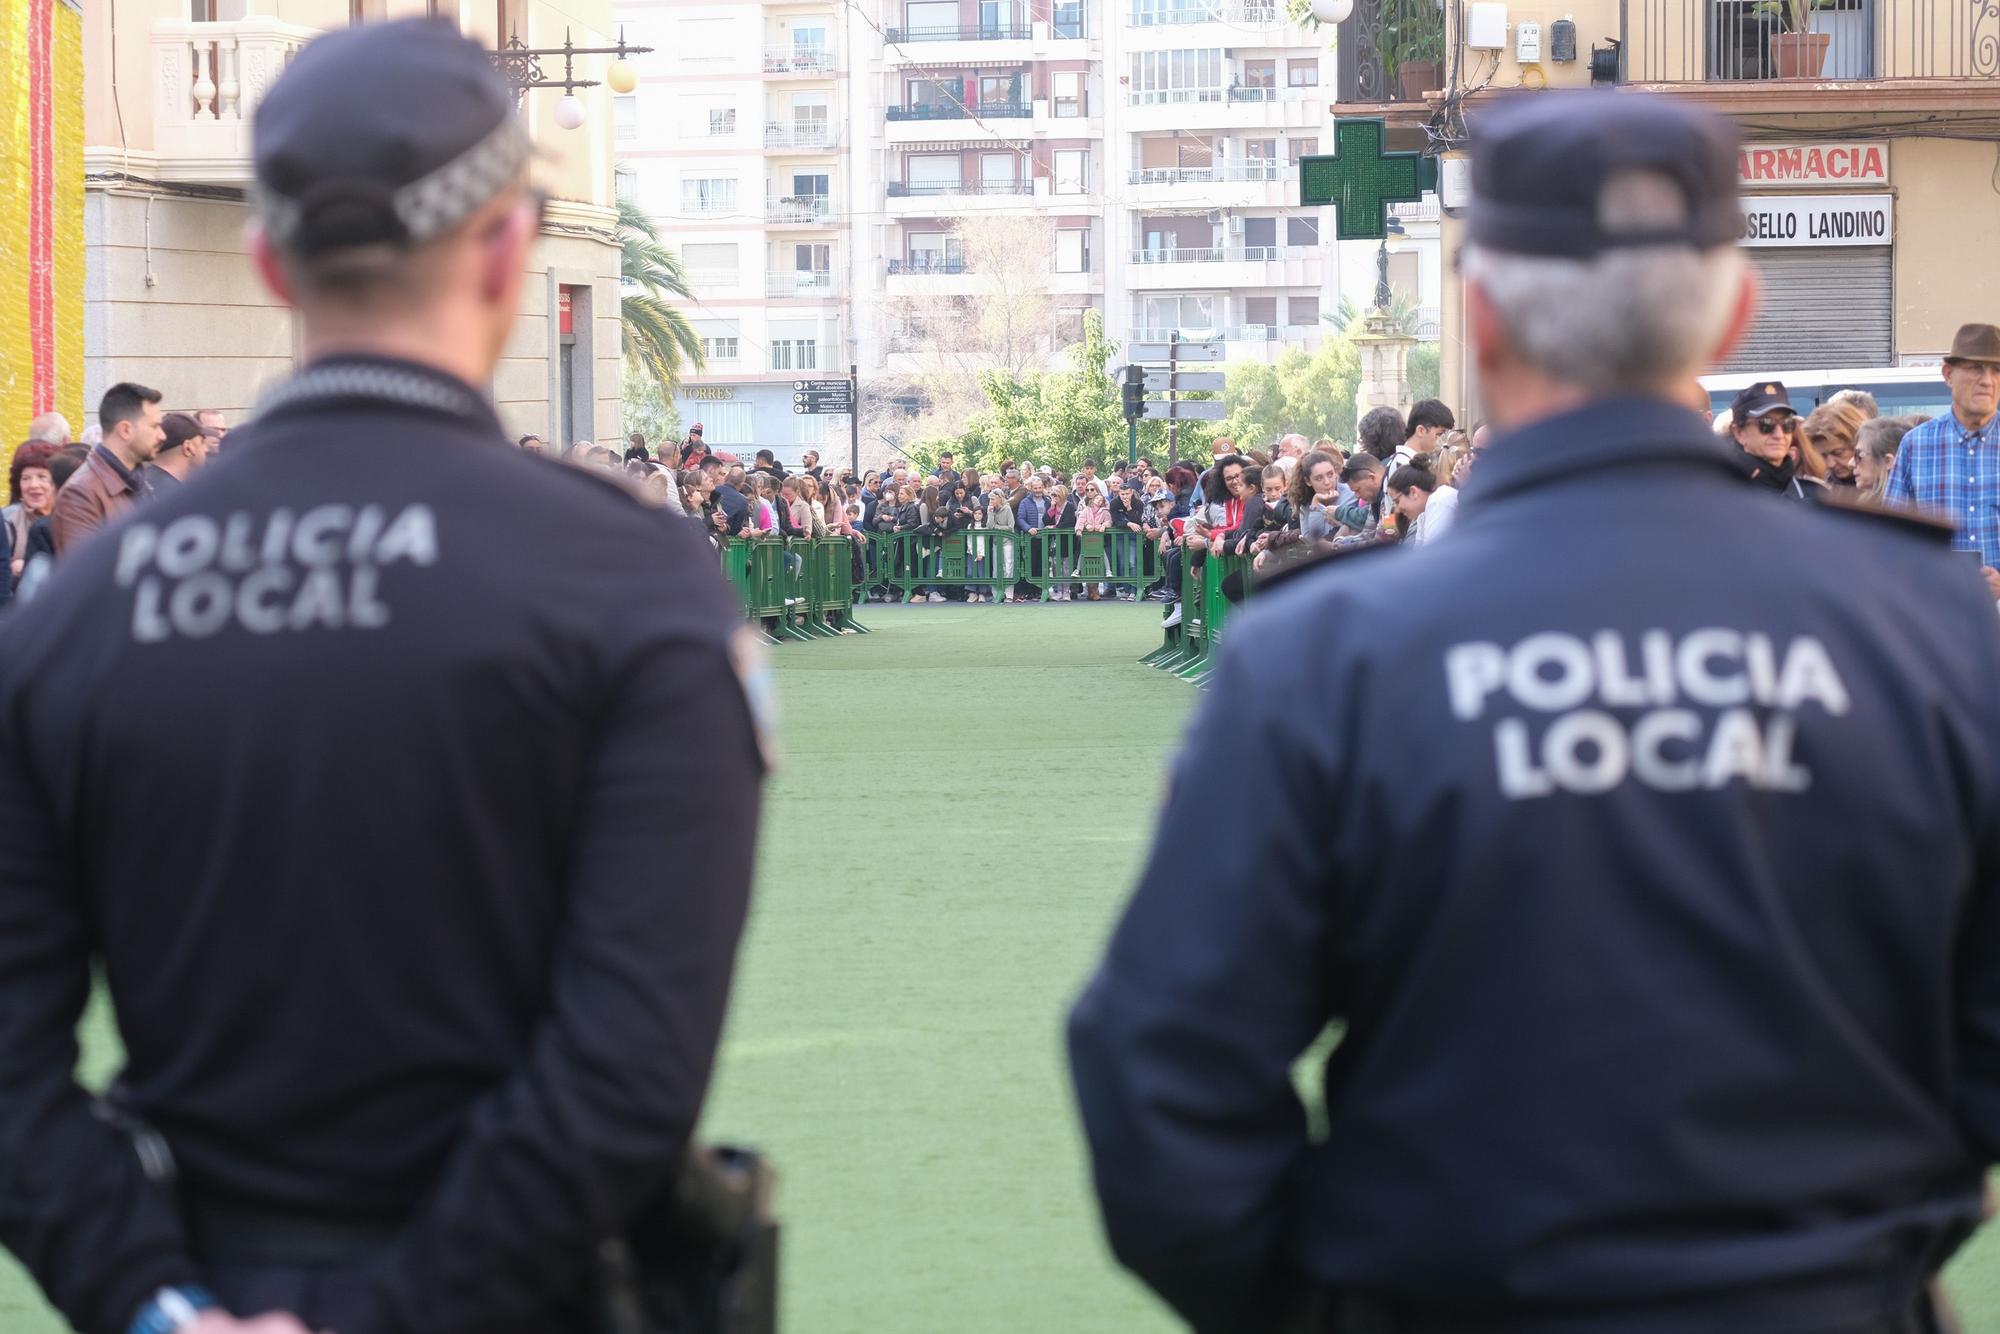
[1310,0,1353,23]
[553,94,586,130]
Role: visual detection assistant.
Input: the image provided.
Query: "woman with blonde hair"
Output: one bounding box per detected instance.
[1801,401,1867,491]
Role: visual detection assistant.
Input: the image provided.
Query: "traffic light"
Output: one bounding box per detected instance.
[1120,364,1145,423]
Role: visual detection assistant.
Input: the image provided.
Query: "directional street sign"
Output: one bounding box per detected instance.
[1143,370,1226,394]
[1141,399,1227,422]
[792,377,854,415]
[1128,341,1225,364]
[1298,117,1438,241]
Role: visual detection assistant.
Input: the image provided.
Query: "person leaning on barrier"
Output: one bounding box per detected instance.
[0,19,767,1334]
[1070,89,2000,1334]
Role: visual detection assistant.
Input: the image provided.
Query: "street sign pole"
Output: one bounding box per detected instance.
[849,362,860,476]
[1127,418,1138,469]
[1167,337,1179,459]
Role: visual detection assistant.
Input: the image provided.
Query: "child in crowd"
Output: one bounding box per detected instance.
[1231,466,1294,557]
[1076,483,1113,601]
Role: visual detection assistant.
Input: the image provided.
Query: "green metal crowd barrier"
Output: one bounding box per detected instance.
[1141,548,1255,686]
[860,530,1162,602]
[721,536,869,643]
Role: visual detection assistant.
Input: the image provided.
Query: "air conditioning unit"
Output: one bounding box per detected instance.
[1227,216,1244,236]
[1206,209,1223,224]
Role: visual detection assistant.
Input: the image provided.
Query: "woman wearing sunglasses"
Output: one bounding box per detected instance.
[1728,380,1813,501]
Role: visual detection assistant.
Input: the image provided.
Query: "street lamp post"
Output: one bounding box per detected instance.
[487,27,653,124]
[1373,215,1407,313]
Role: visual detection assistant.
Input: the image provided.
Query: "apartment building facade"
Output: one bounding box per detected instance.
[1323,0,2000,415]
[80,0,625,443]
[621,0,1442,457]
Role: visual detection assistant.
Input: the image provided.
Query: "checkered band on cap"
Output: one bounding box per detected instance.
[254,115,530,252]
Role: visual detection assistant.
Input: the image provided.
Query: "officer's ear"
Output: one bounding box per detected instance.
[477,199,538,307]
[247,224,299,308]
[1704,259,1762,371]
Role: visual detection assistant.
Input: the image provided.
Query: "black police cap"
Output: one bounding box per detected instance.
[1469,92,1742,259]
[252,18,528,258]
[1730,381,1796,425]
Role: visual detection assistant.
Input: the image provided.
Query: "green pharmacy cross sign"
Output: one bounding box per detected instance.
[1299,118,1439,242]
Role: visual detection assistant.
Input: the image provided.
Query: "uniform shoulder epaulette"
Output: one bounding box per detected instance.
[1250,537,1399,593]
[1814,489,1956,544]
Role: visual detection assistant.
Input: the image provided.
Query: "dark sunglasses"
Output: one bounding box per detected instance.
[1749,416,1793,436]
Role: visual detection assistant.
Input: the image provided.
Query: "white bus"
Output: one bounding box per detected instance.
[1700,366,1953,423]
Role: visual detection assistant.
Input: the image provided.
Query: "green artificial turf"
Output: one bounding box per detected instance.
[7,602,2000,1332]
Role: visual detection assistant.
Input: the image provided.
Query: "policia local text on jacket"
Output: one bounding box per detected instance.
[0,356,765,1334]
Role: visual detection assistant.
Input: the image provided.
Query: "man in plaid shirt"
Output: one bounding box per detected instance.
[1886,321,2000,598]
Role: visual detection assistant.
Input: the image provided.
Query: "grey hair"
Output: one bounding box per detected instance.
[1464,167,1745,393]
[1464,242,1744,393]
[26,412,69,445]
[1826,388,1880,420]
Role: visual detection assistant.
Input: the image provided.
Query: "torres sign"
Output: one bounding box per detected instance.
[1738,143,1887,188]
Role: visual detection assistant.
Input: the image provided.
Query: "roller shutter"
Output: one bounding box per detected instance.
[1718,247,1893,372]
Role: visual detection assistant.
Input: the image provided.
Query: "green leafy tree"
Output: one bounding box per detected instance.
[618,197,704,392]
[1407,343,1442,404]
[1275,338,1363,445]
[621,365,682,448]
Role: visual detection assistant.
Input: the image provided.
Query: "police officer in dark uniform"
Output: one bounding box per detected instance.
[1069,92,2000,1334]
[0,20,764,1334]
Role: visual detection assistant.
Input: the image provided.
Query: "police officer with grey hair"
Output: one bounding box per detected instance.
[1070,91,2000,1333]
[0,19,763,1334]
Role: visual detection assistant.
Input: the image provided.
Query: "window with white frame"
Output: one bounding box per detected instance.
[1052,69,1086,117]
[681,178,738,214]
[1141,294,1218,332]
[682,242,740,285]
[1055,227,1089,273]
[614,166,637,200]
[701,336,740,362]
[1053,149,1087,195]
[1287,57,1319,86]
[1128,50,1223,103]
[686,401,753,443]
[770,339,819,371]
[614,95,637,142]
[709,107,738,136]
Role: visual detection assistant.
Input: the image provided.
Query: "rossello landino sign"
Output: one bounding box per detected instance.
[1739,194,1893,248]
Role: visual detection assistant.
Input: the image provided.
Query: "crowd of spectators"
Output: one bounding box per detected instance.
[14,348,1993,619]
[2,385,228,609]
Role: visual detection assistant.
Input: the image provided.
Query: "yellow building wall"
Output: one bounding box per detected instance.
[2,0,85,481]
[1891,138,2000,362]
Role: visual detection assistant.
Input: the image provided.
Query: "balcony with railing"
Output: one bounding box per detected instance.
[767,269,839,298]
[1125,243,1323,289]
[886,179,1034,196]
[1129,0,1282,24]
[764,120,840,149]
[885,21,1032,41]
[766,195,835,224]
[1622,0,1998,87]
[1124,80,1325,130]
[151,16,322,181]
[885,100,1034,121]
[1126,161,1283,184]
[763,45,836,73]
[887,256,973,274]
[1332,0,1448,107]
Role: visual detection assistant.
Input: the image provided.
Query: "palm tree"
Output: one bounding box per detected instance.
[1327,289,1424,337]
[618,197,704,391]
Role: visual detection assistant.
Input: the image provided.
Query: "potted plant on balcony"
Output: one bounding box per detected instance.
[1384,0,1446,102]
[1756,0,1832,78]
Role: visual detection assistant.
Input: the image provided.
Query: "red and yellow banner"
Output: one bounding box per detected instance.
[2,0,83,471]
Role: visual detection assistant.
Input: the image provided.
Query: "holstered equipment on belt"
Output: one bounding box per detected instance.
[590,1144,779,1334]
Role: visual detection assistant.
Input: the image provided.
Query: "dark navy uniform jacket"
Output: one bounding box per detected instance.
[1069,398,2000,1333]
[0,357,763,1334]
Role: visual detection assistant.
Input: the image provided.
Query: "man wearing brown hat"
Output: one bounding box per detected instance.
[1886,321,2000,597]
